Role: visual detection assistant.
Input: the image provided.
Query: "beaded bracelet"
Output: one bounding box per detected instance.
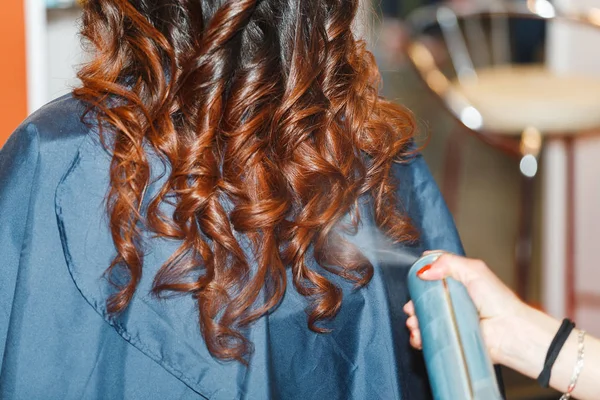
[559,330,586,400]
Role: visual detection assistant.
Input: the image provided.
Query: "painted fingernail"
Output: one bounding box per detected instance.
[417,264,432,277]
[410,332,414,339]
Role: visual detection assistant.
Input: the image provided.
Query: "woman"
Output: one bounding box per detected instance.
[404,253,600,400]
[0,1,468,399]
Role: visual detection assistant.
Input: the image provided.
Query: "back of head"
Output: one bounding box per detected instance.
[74,0,416,363]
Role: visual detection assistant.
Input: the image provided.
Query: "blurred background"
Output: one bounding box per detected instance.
[2,0,600,398]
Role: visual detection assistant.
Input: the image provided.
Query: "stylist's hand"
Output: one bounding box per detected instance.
[403,252,525,364]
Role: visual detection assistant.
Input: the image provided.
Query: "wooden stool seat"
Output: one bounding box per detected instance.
[452,66,600,134]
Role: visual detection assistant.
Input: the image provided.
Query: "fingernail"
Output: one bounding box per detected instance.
[417,264,432,277]
[410,332,414,339]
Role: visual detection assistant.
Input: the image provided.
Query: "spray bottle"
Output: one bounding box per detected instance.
[407,252,503,400]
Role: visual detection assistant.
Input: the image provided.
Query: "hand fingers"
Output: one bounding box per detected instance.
[403,301,415,317]
[418,251,452,280]
[409,325,422,350]
[418,253,484,285]
[406,315,422,349]
[416,254,451,281]
[406,315,419,331]
[405,306,422,350]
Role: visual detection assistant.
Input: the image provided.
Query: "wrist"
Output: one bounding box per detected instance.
[496,304,561,379]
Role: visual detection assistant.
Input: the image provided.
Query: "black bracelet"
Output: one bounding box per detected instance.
[537,318,576,388]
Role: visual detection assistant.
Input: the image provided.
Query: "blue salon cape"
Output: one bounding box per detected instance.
[0,94,465,399]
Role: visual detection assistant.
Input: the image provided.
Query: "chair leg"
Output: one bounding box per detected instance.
[442,126,466,216]
[515,173,535,302]
[565,136,576,320]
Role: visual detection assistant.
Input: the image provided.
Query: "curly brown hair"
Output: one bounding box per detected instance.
[74,0,417,363]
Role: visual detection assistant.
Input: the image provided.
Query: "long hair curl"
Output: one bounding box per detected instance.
[74,0,417,363]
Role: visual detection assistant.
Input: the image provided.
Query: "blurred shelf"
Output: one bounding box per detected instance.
[46,0,81,10]
[46,0,82,22]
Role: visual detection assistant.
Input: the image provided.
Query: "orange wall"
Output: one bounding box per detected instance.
[0,0,28,147]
